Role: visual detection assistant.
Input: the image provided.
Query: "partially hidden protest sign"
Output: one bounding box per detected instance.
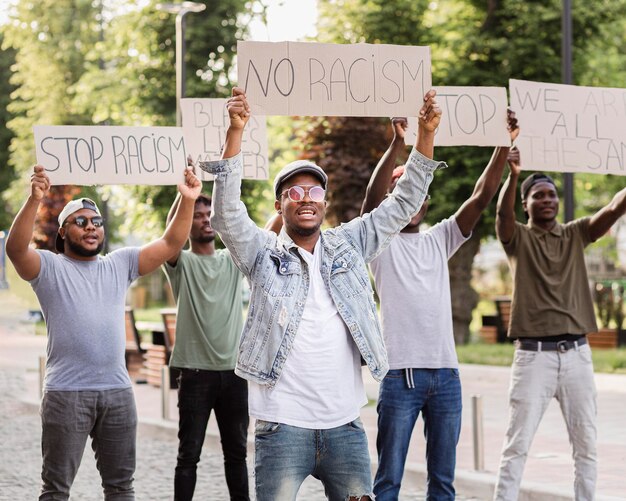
[181,98,269,180]
[404,86,509,147]
[509,79,626,175]
[237,41,431,117]
[34,125,187,185]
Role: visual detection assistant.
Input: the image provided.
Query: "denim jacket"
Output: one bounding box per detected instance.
[201,148,445,387]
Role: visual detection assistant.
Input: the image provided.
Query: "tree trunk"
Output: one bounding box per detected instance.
[449,230,482,345]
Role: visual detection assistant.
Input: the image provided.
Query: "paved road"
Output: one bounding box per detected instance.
[0,369,436,500]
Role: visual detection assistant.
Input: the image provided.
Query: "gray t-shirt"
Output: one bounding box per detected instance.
[370,217,468,369]
[30,248,141,391]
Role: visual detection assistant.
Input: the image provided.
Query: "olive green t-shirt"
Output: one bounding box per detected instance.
[164,249,243,370]
[501,218,597,338]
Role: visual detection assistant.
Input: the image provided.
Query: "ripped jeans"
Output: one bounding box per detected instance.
[254,418,373,501]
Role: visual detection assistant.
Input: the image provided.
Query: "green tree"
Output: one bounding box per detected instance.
[3,0,102,249]
[73,0,268,237]
[3,0,268,245]
[0,30,17,230]
[312,0,626,343]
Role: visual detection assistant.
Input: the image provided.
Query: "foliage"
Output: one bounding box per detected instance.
[0,30,16,230]
[456,342,626,374]
[2,0,103,246]
[1,1,268,244]
[296,116,390,225]
[74,0,267,235]
[311,0,626,343]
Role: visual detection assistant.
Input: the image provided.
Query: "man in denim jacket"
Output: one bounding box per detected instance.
[200,87,445,501]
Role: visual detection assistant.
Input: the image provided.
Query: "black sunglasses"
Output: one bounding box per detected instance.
[65,215,105,228]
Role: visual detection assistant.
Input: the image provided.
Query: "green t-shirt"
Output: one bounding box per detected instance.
[164,249,244,370]
[502,218,597,338]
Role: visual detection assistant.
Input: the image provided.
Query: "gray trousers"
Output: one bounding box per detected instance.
[39,387,137,500]
[493,344,597,501]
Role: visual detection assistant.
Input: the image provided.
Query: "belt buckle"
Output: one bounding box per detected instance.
[556,340,569,353]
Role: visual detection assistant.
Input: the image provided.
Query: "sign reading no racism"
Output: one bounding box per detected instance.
[34,125,187,185]
[404,86,510,147]
[509,79,626,175]
[237,41,432,117]
[181,98,269,180]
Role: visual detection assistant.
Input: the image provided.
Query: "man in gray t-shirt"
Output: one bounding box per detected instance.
[362,112,518,501]
[6,165,201,500]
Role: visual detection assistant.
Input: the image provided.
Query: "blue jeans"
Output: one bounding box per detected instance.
[174,368,249,501]
[254,418,374,501]
[39,388,137,500]
[374,368,462,501]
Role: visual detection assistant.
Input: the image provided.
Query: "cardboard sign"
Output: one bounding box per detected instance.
[34,125,187,185]
[181,98,269,180]
[509,79,626,175]
[404,86,510,146]
[237,41,431,117]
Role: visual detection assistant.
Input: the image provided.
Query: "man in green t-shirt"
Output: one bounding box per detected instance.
[493,148,626,501]
[164,193,249,501]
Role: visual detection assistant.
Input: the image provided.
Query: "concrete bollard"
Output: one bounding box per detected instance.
[38,356,46,399]
[472,394,485,471]
[161,365,170,420]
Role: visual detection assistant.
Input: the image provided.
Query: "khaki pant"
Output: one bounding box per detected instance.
[493,343,597,501]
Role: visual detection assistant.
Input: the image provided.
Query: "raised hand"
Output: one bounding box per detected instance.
[226,87,250,130]
[507,109,519,143]
[418,89,441,133]
[30,165,50,201]
[391,117,408,143]
[178,167,202,200]
[507,147,521,176]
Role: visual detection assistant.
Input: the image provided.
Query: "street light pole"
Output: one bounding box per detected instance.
[562,0,575,222]
[156,2,207,126]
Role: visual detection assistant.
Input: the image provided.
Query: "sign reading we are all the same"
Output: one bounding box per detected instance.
[238,41,432,117]
[510,79,626,175]
[34,125,187,185]
[181,98,269,180]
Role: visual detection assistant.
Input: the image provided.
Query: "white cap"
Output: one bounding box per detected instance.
[55,198,101,253]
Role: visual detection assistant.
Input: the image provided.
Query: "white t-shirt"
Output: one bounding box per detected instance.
[370,217,469,369]
[248,241,367,429]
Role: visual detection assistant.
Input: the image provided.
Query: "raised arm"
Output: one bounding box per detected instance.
[138,168,202,276]
[360,118,408,215]
[222,87,250,160]
[496,147,522,244]
[165,157,197,266]
[455,110,519,237]
[165,192,183,266]
[588,186,626,241]
[5,165,49,281]
[361,90,439,216]
[201,87,271,277]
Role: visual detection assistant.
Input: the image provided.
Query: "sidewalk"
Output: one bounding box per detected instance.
[2,290,626,500]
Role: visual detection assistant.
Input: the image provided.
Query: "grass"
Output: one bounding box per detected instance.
[133,306,169,323]
[457,341,626,374]
[5,259,40,310]
[7,259,626,374]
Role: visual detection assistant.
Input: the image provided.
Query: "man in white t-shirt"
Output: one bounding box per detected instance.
[200,87,445,501]
[363,112,519,500]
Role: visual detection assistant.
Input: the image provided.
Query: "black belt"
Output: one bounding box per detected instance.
[516,337,587,353]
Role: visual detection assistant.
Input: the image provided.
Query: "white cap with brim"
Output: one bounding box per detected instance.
[55,198,101,253]
[273,160,328,200]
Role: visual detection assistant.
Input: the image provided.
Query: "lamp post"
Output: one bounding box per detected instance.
[156,1,207,126]
[0,231,8,289]
[562,0,574,222]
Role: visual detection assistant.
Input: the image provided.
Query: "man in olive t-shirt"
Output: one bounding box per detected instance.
[164,193,249,501]
[493,148,626,501]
